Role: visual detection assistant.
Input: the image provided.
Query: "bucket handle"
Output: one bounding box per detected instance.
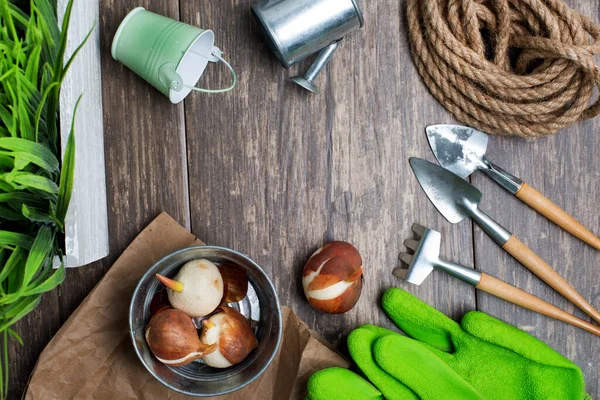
[184,47,237,94]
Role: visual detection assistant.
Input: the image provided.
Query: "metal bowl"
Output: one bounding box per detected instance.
[130,246,282,397]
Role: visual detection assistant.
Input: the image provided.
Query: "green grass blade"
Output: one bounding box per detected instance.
[0,182,14,193]
[7,328,23,346]
[0,192,45,205]
[55,95,79,223]
[6,3,28,31]
[22,264,64,296]
[34,0,59,47]
[61,22,95,81]
[0,204,26,221]
[21,226,53,289]
[0,295,41,331]
[53,0,75,78]
[34,81,59,141]
[0,248,25,283]
[21,203,58,226]
[1,330,4,399]
[25,44,42,84]
[0,232,33,250]
[0,105,16,137]
[0,0,18,41]
[0,137,60,171]
[4,172,59,194]
[45,0,76,148]
[0,155,13,170]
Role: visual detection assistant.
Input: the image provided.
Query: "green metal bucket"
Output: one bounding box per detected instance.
[112,7,236,104]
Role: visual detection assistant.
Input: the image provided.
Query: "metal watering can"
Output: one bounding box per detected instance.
[252,0,364,94]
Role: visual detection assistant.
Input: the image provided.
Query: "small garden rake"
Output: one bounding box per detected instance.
[393,224,600,337]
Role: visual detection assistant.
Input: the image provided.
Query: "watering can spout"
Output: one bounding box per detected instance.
[252,0,364,94]
[291,41,340,94]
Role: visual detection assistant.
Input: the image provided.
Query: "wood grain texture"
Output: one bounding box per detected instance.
[8,0,600,398]
[181,0,476,347]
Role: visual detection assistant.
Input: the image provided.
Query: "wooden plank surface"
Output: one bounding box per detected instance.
[181,0,475,344]
[8,0,600,398]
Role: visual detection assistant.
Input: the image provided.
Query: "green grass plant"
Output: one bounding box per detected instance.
[0,0,90,397]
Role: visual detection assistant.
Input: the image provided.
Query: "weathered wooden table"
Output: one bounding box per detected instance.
[9,0,600,398]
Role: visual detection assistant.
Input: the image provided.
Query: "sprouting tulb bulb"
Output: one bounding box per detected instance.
[200,306,258,368]
[145,308,216,366]
[156,259,224,317]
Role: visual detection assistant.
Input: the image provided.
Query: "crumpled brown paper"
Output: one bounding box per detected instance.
[25,212,349,400]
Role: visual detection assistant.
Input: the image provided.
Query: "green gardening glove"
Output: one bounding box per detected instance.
[307,324,486,400]
[348,324,487,399]
[308,326,486,400]
[379,288,590,400]
[306,367,383,400]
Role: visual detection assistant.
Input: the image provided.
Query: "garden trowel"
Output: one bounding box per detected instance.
[409,157,600,324]
[426,124,600,251]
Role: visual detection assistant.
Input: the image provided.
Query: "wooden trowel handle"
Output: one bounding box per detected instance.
[516,183,600,251]
[503,235,600,324]
[477,273,600,337]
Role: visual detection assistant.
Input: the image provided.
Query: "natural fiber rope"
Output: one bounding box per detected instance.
[407,0,600,137]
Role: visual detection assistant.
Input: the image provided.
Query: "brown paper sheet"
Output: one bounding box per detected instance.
[25,212,349,400]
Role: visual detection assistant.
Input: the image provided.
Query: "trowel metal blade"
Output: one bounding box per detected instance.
[409,158,482,224]
[426,125,489,179]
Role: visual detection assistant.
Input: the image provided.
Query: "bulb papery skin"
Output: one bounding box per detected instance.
[201,320,234,368]
[302,241,363,314]
[200,306,258,368]
[145,308,216,367]
[167,259,224,317]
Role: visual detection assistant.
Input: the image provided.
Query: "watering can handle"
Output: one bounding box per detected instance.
[184,47,237,94]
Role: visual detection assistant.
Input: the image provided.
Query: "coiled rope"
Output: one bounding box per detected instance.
[407,0,600,137]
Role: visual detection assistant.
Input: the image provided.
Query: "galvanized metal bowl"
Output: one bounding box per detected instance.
[130,246,282,397]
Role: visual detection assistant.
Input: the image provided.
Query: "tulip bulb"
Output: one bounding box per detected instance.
[145,308,216,366]
[200,306,258,368]
[218,263,249,303]
[156,259,224,317]
[302,241,363,314]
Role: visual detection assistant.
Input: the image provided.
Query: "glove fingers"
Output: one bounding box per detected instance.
[374,335,485,400]
[382,288,462,352]
[353,325,454,368]
[306,367,383,400]
[348,327,419,400]
[461,311,584,369]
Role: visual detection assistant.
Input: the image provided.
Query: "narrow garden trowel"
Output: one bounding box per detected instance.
[409,158,600,324]
[426,124,600,251]
[392,223,600,336]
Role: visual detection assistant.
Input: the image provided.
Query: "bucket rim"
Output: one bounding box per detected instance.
[111,6,146,60]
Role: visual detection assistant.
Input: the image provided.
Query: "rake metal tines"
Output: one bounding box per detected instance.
[393,223,482,286]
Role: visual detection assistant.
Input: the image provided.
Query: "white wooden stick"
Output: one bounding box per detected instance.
[58,0,108,267]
